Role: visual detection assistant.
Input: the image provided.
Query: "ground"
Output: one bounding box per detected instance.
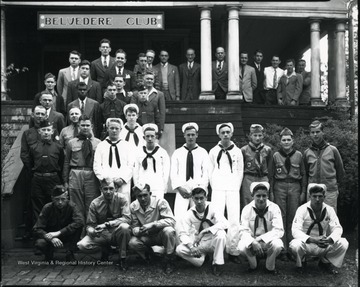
[1,230,358,286]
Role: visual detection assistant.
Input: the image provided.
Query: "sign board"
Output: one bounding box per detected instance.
[38,13,164,30]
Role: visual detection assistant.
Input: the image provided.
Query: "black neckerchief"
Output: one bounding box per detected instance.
[125,125,139,146]
[278,148,296,174]
[310,140,329,151]
[77,133,93,167]
[306,207,327,236]
[253,206,269,235]
[192,205,214,233]
[142,145,160,172]
[184,145,198,180]
[105,139,121,168]
[216,143,235,173]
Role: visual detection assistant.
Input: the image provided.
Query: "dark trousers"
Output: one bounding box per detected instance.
[264,89,278,105]
[214,86,227,100]
[31,174,61,223]
[253,89,266,104]
[24,170,34,233]
[35,228,82,256]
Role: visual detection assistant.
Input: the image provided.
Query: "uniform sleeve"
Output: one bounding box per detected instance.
[158,93,166,131]
[240,205,256,247]
[162,151,171,193]
[177,212,193,245]
[327,206,344,243]
[20,131,33,173]
[331,146,345,184]
[154,199,176,229]
[33,205,51,238]
[291,205,310,243]
[109,196,131,227]
[237,149,244,187]
[299,153,307,194]
[62,142,72,183]
[86,201,99,231]
[208,207,229,235]
[170,150,182,190]
[130,206,142,236]
[93,143,104,181]
[59,204,84,236]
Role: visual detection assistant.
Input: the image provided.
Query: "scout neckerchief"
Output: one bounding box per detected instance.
[253,206,269,235]
[278,148,296,174]
[306,207,327,236]
[249,142,265,176]
[184,145,198,180]
[217,143,234,172]
[192,205,214,233]
[77,133,93,167]
[310,140,329,152]
[142,145,160,172]
[106,139,121,168]
[124,125,140,146]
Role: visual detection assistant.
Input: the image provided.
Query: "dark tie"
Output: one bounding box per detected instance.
[80,100,85,114]
[253,206,269,235]
[73,125,79,137]
[77,133,93,167]
[306,207,327,236]
[124,125,140,146]
[103,59,108,69]
[279,148,296,174]
[216,144,234,173]
[241,66,245,78]
[273,68,277,88]
[185,146,198,180]
[192,205,214,233]
[217,61,222,73]
[106,139,121,168]
[142,146,160,172]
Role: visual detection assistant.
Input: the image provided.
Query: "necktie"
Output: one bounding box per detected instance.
[192,205,214,233]
[80,100,85,114]
[253,206,269,235]
[106,139,121,168]
[185,146,198,180]
[216,144,234,172]
[188,62,192,70]
[273,68,277,88]
[142,146,160,172]
[103,58,108,69]
[278,148,296,174]
[73,125,79,137]
[77,133,93,167]
[217,61,222,72]
[241,66,245,78]
[306,207,327,236]
[124,125,140,146]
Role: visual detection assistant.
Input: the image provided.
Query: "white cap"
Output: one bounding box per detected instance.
[123,103,139,115]
[250,181,270,195]
[307,183,327,194]
[182,122,199,133]
[142,123,158,133]
[216,122,234,135]
[106,118,123,128]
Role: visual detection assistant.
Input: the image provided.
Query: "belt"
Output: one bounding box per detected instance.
[244,172,268,177]
[275,178,300,183]
[34,172,58,177]
[70,167,93,171]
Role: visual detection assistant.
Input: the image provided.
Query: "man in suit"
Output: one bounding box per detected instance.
[57,50,81,104]
[212,47,228,100]
[153,50,180,101]
[146,49,156,69]
[66,60,102,107]
[239,51,257,103]
[67,82,102,138]
[30,92,65,135]
[33,73,66,116]
[103,49,136,97]
[90,38,116,91]
[250,50,265,104]
[179,48,201,100]
[277,59,303,106]
[296,59,311,105]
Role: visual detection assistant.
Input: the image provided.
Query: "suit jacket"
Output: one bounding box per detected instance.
[33,90,66,116]
[57,66,80,104]
[103,66,136,92]
[239,65,257,102]
[212,61,228,93]
[277,73,303,105]
[179,62,201,100]
[29,108,65,135]
[90,56,116,89]
[153,63,180,100]
[66,78,102,108]
[130,89,166,131]
[67,98,102,138]
[250,61,265,92]
[299,71,311,104]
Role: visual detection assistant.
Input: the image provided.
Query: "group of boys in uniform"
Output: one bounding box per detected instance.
[27,113,348,277]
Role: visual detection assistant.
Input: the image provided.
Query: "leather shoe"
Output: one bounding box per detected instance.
[65,251,76,262]
[318,260,339,275]
[228,254,242,264]
[118,258,128,271]
[211,264,223,276]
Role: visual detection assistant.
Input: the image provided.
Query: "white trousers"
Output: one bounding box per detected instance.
[176,230,227,266]
[211,189,240,225]
[289,238,349,267]
[238,238,283,271]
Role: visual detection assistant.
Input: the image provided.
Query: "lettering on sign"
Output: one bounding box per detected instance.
[38,13,164,30]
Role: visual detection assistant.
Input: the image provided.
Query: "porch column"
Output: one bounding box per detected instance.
[309,19,322,106]
[334,20,348,106]
[199,6,214,100]
[1,8,7,101]
[327,25,336,104]
[226,5,241,100]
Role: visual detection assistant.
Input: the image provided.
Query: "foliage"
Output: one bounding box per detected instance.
[262,113,358,230]
[1,124,12,168]
[1,63,29,99]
